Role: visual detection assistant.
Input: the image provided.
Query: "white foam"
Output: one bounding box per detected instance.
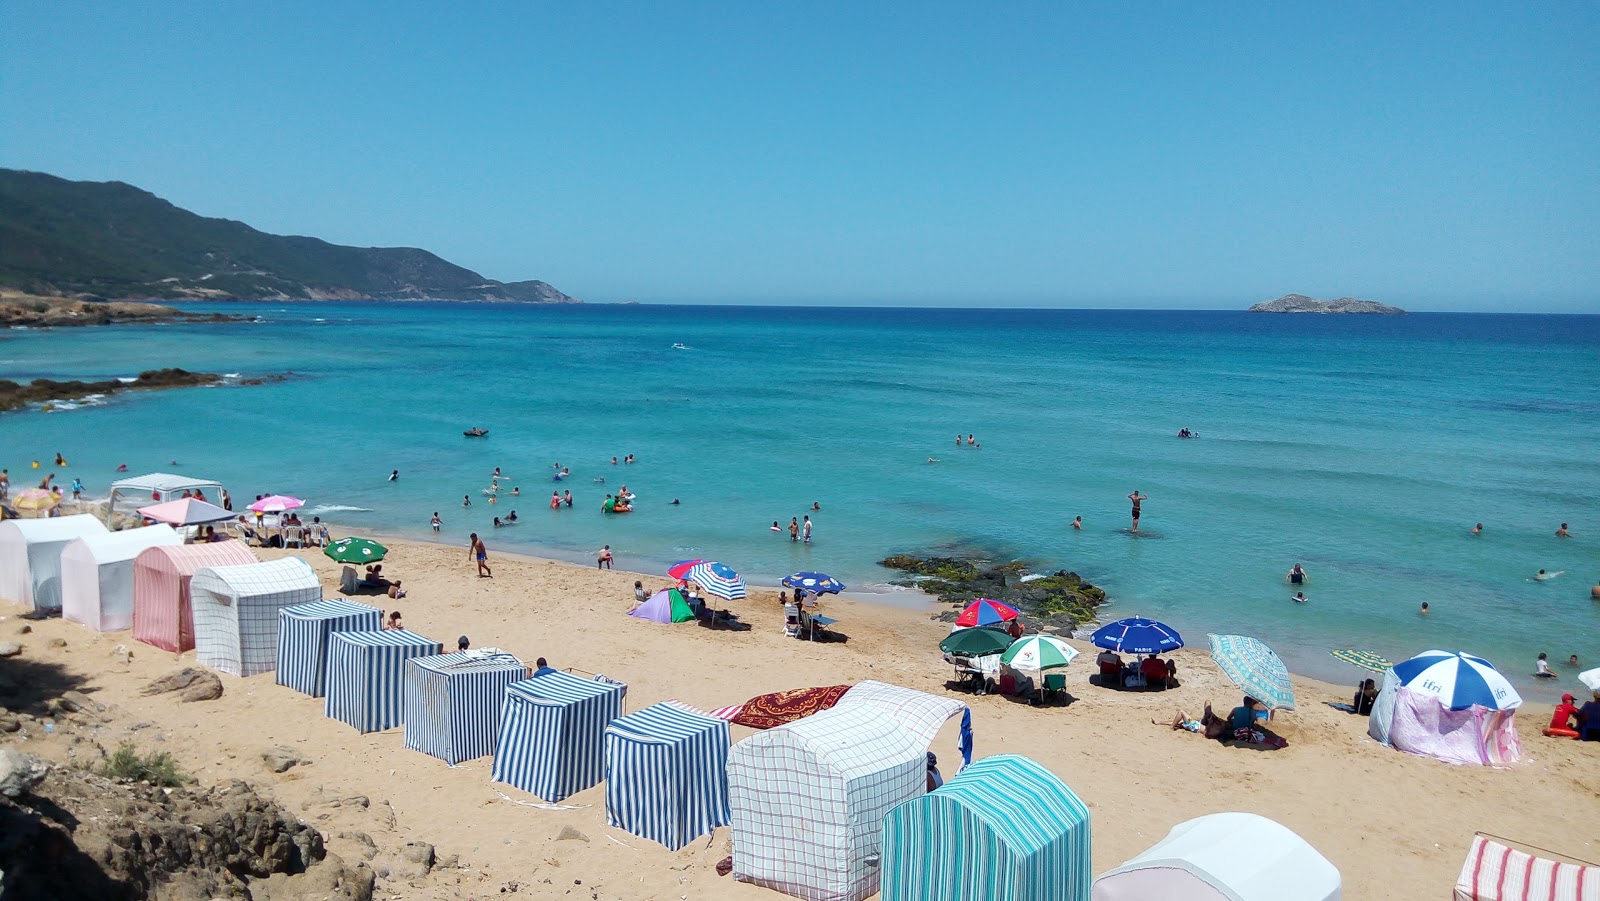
[117,377,139,383]
[306,504,371,515]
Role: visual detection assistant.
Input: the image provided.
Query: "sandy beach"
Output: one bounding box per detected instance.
[4,533,1597,899]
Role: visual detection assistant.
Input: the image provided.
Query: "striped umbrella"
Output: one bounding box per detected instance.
[1392,650,1520,711]
[1091,617,1184,654]
[686,561,746,600]
[1000,635,1079,676]
[666,559,704,580]
[782,572,845,594]
[249,494,304,513]
[1330,648,1391,673]
[1207,634,1296,710]
[954,598,1019,627]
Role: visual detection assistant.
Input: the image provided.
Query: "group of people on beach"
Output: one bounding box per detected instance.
[768,510,817,543]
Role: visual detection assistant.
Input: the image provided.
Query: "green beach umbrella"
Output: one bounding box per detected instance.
[323,537,387,564]
[1000,634,1080,675]
[939,627,1015,658]
[1330,648,1392,674]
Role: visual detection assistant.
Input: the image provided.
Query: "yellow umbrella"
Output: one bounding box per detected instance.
[12,488,60,515]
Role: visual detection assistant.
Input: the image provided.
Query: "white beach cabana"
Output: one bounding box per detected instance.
[106,472,225,524]
[190,557,321,676]
[59,524,181,631]
[131,541,257,652]
[0,514,109,610]
[729,704,927,901]
[1092,812,1341,901]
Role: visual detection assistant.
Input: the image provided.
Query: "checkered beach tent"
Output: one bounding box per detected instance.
[275,599,383,697]
[835,680,973,765]
[881,754,1092,901]
[59,524,180,632]
[729,705,927,901]
[604,702,731,850]
[190,557,321,676]
[0,514,108,611]
[492,671,625,802]
[404,651,526,765]
[324,630,443,733]
[131,541,257,652]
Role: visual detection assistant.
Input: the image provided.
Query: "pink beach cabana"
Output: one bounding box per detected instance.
[132,541,257,652]
[61,525,181,631]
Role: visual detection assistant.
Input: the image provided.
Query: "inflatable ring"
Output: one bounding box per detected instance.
[1543,726,1579,739]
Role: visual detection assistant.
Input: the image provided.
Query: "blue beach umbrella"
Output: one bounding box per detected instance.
[686,561,747,600]
[782,572,845,595]
[1091,617,1184,655]
[1391,650,1520,711]
[1207,634,1296,711]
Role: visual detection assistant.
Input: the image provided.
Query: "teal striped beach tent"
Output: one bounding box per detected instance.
[324,629,442,733]
[491,671,625,802]
[403,651,525,765]
[729,705,926,901]
[275,599,382,697]
[880,754,1092,901]
[603,702,731,850]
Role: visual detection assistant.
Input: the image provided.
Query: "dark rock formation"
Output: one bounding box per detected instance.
[877,554,1107,632]
[1248,293,1406,314]
[141,667,224,703]
[0,369,289,414]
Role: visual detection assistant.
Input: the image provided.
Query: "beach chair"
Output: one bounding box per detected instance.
[1042,672,1067,703]
[339,566,359,595]
[283,525,304,549]
[783,604,800,638]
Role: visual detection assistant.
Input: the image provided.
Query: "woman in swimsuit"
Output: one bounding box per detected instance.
[1287,563,1308,585]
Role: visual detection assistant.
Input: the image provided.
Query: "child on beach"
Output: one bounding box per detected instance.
[431,512,442,531]
[469,533,491,577]
[598,545,613,569]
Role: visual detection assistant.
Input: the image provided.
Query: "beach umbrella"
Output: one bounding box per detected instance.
[1091,617,1185,654]
[666,558,704,580]
[1578,669,1600,692]
[1000,635,1079,675]
[1330,648,1392,674]
[12,488,59,515]
[137,497,235,526]
[1391,650,1521,711]
[324,537,387,564]
[249,494,304,513]
[686,561,746,600]
[782,572,845,595]
[954,598,1019,628]
[1207,634,1296,711]
[939,626,1015,658]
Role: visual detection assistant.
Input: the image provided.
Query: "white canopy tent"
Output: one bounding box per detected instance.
[1092,812,1341,901]
[106,473,225,525]
[61,524,181,631]
[0,514,110,610]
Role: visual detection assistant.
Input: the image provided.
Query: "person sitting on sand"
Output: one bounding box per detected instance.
[360,564,392,592]
[1096,649,1123,680]
[1552,693,1580,733]
[1580,691,1600,742]
[926,752,943,791]
[1165,658,1179,688]
[1139,654,1168,688]
[1226,697,1287,748]
[634,581,650,604]
[458,635,470,652]
[1534,652,1557,679]
[1354,678,1378,716]
[388,580,405,600]
[384,611,403,630]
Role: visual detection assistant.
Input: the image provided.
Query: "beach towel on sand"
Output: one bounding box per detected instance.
[731,684,852,730]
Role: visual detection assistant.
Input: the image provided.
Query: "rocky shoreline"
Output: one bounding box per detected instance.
[877,554,1107,633]
[0,368,293,413]
[0,291,248,329]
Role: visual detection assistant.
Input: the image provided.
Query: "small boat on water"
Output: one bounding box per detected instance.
[672,343,689,350]
[463,427,489,438]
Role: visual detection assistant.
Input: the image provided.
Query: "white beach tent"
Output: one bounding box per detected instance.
[106,472,225,524]
[131,541,257,653]
[1092,812,1341,901]
[1368,650,1523,766]
[60,524,181,631]
[0,514,109,610]
[190,556,321,676]
[728,704,926,901]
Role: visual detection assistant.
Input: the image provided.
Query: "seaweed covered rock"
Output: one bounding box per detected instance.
[878,554,1107,632]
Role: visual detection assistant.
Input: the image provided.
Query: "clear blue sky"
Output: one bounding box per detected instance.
[4,3,1597,310]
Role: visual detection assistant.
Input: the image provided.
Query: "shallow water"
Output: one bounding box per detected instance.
[2,302,1596,699]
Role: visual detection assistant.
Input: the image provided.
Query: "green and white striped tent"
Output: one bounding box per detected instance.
[880,754,1092,901]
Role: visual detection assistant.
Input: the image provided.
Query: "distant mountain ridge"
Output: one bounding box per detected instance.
[1248,294,1404,314]
[0,169,578,303]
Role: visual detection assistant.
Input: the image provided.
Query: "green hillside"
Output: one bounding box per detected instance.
[0,169,576,303]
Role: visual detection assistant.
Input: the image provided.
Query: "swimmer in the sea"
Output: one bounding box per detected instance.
[927,457,940,463]
[1286,563,1308,585]
[1072,515,1082,530]
[770,521,782,533]
[1420,601,1429,615]
[1471,522,1482,535]
[670,498,680,505]
[388,470,399,482]
[463,495,472,507]
[811,502,820,511]
[1292,591,1308,603]
[1534,569,1564,581]
[1556,522,1571,538]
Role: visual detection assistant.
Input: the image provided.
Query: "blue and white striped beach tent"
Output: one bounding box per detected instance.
[324,630,443,733]
[404,651,526,765]
[190,557,321,677]
[729,705,926,901]
[880,754,1092,901]
[275,599,382,697]
[491,671,625,803]
[604,702,731,850]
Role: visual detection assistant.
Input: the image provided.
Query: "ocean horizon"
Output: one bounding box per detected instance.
[3,301,1596,699]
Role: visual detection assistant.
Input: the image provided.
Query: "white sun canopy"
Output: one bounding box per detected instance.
[107,473,225,524]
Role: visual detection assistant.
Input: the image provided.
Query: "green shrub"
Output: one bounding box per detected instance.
[99,740,189,787]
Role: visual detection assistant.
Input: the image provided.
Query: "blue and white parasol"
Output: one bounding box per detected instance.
[686,561,747,600]
[782,572,845,594]
[1391,650,1521,711]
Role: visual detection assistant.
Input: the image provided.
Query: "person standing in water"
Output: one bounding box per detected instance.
[788,517,800,542]
[1128,491,1147,532]
[1071,515,1083,530]
[469,533,491,577]
[431,512,442,532]
[802,515,812,543]
[1286,563,1309,586]
[388,470,399,481]
[1556,523,1571,538]
[1471,522,1483,535]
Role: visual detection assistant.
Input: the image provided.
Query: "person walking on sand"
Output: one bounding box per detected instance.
[1128,490,1147,532]
[598,545,613,570]
[788,517,800,542]
[803,515,812,543]
[469,533,491,577]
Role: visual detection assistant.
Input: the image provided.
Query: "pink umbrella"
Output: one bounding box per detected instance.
[137,498,235,526]
[248,495,304,513]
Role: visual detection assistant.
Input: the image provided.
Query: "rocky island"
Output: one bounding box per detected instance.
[878,554,1107,633]
[0,289,244,329]
[0,368,288,413]
[1248,294,1405,314]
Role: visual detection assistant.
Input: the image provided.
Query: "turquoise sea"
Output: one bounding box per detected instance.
[2,303,1597,698]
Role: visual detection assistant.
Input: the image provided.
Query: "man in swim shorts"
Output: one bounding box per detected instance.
[1128,491,1147,532]
[469,533,490,577]
[598,545,613,569]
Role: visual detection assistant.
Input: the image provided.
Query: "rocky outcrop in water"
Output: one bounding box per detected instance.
[878,554,1107,632]
[0,369,291,413]
[1248,293,1405,314]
